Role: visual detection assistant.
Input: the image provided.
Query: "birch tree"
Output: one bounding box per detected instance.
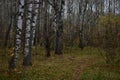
[9,0,25,69]
[23,0,40,66]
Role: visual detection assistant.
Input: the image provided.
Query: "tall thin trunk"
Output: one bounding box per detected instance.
[23,0,39,66]
[67,0,73,46]
[79,0,87,49]
[9,0,25,69]
[44,0,51,57]
[23,0,33,66]
[30,0,40,60]
[4,15,13,56]
[54,0,65,55]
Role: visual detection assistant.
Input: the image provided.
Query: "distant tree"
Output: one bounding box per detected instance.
[43,0,51,57]
[78,0,88,49]
[52,0,65,54]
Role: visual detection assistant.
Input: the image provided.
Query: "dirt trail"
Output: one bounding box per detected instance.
[73,56,101,80]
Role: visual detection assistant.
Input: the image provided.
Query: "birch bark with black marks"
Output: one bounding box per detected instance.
[23,0,33,66]
[29,0,40,61]
[23,0,39,66]
[9,0,25,69]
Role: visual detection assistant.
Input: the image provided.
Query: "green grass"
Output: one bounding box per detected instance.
[0,47,120,80]
[79,63,120,80]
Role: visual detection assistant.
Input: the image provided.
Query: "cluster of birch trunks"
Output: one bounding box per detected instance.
[9,0,65,69]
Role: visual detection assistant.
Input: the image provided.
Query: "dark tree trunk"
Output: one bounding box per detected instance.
[78,0,87,49]
[54,0,64,55]
[44,0,51,57]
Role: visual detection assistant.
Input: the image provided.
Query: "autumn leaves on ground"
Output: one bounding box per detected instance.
[0,47,120,80]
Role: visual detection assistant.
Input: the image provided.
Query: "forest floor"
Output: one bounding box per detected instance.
[0,47,120,80]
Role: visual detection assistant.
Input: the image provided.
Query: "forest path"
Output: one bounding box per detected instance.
[73,56,101,80]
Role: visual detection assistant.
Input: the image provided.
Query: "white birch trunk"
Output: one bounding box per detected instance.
[23,0,39,66]
[31,0,39,45]
[9,0,25,68]
[23,0,33,66]
[28,0,40,62]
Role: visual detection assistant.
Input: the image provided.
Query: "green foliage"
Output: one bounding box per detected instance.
[94,14,120,64]
[98,14,120,28]
[0,75,8,80]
